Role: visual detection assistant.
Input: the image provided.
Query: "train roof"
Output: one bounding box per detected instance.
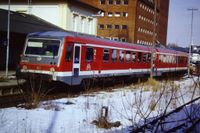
[28,31,151,51]
[27,31,188,56]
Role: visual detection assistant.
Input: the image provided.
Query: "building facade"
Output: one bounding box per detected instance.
[0,0,100,35]
[80,0,169,45]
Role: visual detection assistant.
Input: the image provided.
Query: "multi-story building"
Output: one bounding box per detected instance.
[80,0,169,46]
[0,0,101,35]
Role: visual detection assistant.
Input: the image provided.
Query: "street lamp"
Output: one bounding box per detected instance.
[150,0,157,78]
[187,8,198,76]
[6,0,11,78]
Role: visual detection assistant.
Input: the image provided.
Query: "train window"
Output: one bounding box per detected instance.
[74,46,80,64]
[126,51,131,63]
[25,39,60,56]
[86,47,94,62]
[112,49,117,62]
[66,45,73,62]
[103,49,110,62]
[138,52,142,63]
[119,50,124,62]
[132,52,136,62]
[143,53,147,62]
[147,53,151,62]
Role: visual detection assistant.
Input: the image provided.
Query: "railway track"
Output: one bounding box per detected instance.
[0,74,190,108]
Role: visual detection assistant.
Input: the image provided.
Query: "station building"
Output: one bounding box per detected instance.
[0,0,101,36]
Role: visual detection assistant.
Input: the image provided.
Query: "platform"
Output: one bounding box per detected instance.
[0,71,25,88]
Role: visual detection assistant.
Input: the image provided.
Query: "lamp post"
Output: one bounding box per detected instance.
[187,8,198,76]
[6,0,11,78]
[150,0,157,78]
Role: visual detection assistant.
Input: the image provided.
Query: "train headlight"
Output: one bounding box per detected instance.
[50,67,55,72]
[22,65,27,70]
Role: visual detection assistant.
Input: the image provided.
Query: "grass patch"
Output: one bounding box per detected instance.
[143,78,161,92]
[127,78,161,92]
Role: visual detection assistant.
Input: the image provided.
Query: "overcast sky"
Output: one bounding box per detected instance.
[167,0,200,47]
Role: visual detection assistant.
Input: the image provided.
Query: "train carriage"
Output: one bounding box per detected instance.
[18,31,188,86]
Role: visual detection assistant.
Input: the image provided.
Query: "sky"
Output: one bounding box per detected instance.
[167,0,200,47]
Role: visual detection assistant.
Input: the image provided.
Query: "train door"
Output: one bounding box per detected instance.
[73,44,81,77]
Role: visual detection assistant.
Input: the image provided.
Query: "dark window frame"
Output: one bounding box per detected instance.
[132,52,136,62]
[116,0,121,5]
[100,0,105,4]
[103,49,110,62]
[66,44,73,62]
[126,51,131,63]
[107,24,112,29]
[122,25,127,30]
[112,49,117,62]
[119,50,125,62]
[108,0,113,5]
[99,24,104,29]
[143,53,147,63]
[123,12,128,17]
[86,47,94,62]
[74,46,80,64]
[115,25,120,29]
[123,0,128,5]
[147,53,151,63]
[138,52,142,63]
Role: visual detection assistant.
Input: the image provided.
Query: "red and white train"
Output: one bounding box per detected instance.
[18,31,188,85]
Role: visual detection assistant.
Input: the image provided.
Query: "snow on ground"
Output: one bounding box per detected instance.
[0,76,200,133]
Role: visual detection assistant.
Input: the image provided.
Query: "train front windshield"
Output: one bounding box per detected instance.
[25,39,60,57]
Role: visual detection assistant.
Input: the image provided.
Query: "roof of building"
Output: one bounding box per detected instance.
[0,0,103,12]
[0,8,64,34]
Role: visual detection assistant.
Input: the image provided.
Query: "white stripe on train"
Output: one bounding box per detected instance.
[21,67,187,77]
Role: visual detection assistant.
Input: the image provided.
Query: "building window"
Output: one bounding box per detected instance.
[116,0,121,5]
[99,24,104,29]
[108,0,113,5]
[100,12,105,17]
[115,12,120,17]
[73,14,79,32]
[115,25,120,29]
[123,12,128,17]
[88,18,93,34]
[138,27,141,32]
[81,16,86,33]
[113,37,119,41]
[105,37,111,40]
[107,24,112,29]
[103,49,110,62]
[108,12,113,17]
[100,0,105,4]
[122,25,127,29]
[121,38,126,42]
[123,0,128,5]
